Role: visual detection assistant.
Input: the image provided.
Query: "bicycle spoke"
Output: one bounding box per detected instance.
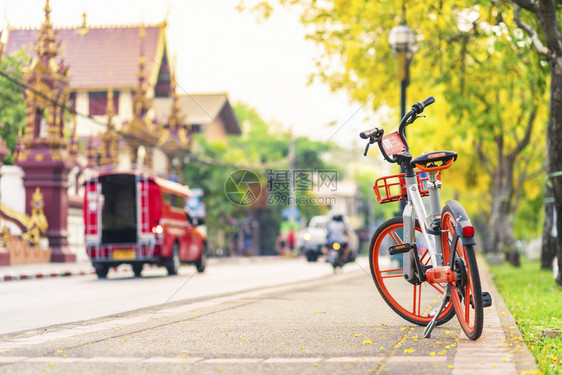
[412,284,422,315]
[381,268,403,273]
[389,230,403,245]
[419,249,429,264]
[382,274,403,279]
[371,219,454,327]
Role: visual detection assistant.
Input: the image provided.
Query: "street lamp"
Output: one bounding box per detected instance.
[389,19,417,120]
[389,13,416,212]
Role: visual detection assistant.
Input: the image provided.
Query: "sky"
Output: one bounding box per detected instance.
[1,0,377,147]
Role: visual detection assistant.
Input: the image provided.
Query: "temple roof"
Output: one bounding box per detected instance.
[154,94,241,135]
[5,24,165,90]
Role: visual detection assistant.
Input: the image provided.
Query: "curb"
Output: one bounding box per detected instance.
[451,256,539,374]
[0,256,299,283]
[0,268,94,282]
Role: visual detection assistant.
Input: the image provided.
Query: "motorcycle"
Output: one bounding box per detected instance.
[327,241,351,272]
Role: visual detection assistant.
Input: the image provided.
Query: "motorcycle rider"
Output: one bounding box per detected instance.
[326,214,350,263]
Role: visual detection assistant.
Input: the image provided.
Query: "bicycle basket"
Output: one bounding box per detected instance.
[373,171,438,204]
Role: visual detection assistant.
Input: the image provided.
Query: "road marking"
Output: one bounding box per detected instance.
[325,357,383,363]
[263,358,320,363]
[0,357,25,363]
[0,356,449,365]
[389,356,446,362]
[141,357,204,363]
[203,358,263,363]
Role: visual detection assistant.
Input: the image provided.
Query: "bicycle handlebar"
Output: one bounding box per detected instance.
[359,127,382,140]
[360,96,436,162]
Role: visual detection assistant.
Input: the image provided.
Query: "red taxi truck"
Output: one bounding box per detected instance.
[83,172,207,278]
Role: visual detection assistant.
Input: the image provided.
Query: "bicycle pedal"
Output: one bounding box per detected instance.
[389,243,416,255]
[482,292,492,308]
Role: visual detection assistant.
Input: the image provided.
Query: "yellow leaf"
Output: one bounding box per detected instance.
[362,340,372,345]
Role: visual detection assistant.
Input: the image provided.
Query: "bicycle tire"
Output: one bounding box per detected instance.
[369,217,455,326]
[441,204,483,340]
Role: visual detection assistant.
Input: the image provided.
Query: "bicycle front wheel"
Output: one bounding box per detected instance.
[369,217,455,326]
[441,204,483,340]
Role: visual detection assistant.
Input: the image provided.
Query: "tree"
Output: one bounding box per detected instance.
[0,49,28,164]
[250,0,548,264]
[183,103,338,255]
[508,0,562,283]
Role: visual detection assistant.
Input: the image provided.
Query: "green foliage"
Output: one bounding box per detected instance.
[183,103,339,254]
[254,0,548,247]
[0,49,28,165]
[489,258,562,374]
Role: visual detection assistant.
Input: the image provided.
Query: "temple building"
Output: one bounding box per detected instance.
[0,1,241,262]
[5,8,241,175]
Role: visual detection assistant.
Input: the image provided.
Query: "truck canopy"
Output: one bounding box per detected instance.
[100,174,137,244]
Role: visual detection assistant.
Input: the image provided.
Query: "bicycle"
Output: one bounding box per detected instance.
[360,97,492,340]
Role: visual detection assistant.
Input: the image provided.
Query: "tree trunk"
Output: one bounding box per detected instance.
[556,206,562,286]
[541,184,557,269]
[548,64,562,286]
[488,151,520,265]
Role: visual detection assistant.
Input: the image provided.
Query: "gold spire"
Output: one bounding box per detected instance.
[133,24,149,118]
[78,11,89,36]
[99,88,120,167]
[18,0,70,155]
[168,67,183,130]
[158,66,189,153]
[35,0,59,61]
[68,114,78,156]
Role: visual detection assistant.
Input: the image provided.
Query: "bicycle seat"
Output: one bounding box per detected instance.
[411,151,457,172]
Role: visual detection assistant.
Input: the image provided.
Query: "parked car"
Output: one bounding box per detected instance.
[83,172,208,278]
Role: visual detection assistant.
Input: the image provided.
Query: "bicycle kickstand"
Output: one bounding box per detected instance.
[423,285,452,339]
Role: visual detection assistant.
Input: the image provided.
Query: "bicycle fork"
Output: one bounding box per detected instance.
[400,172,443,284]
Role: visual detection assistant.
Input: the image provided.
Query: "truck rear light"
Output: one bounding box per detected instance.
[152,225,163,234]
[462,226,475,237]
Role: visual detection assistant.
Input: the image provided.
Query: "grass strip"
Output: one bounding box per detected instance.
[489,258,561,375]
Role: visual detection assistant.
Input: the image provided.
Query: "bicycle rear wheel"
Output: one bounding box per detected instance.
[369,217,455,326]
[441,204,483,340]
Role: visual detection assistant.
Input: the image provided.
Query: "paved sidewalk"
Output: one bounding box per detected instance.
[0,256,540,374]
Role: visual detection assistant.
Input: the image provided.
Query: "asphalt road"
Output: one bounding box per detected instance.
[0,257,356,334]
[0,256,537,374]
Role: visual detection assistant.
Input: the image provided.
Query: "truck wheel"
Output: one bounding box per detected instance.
[94,263,109,279]
[165,242,180,276]
[132,263,143,277]
[195,244,208,273]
